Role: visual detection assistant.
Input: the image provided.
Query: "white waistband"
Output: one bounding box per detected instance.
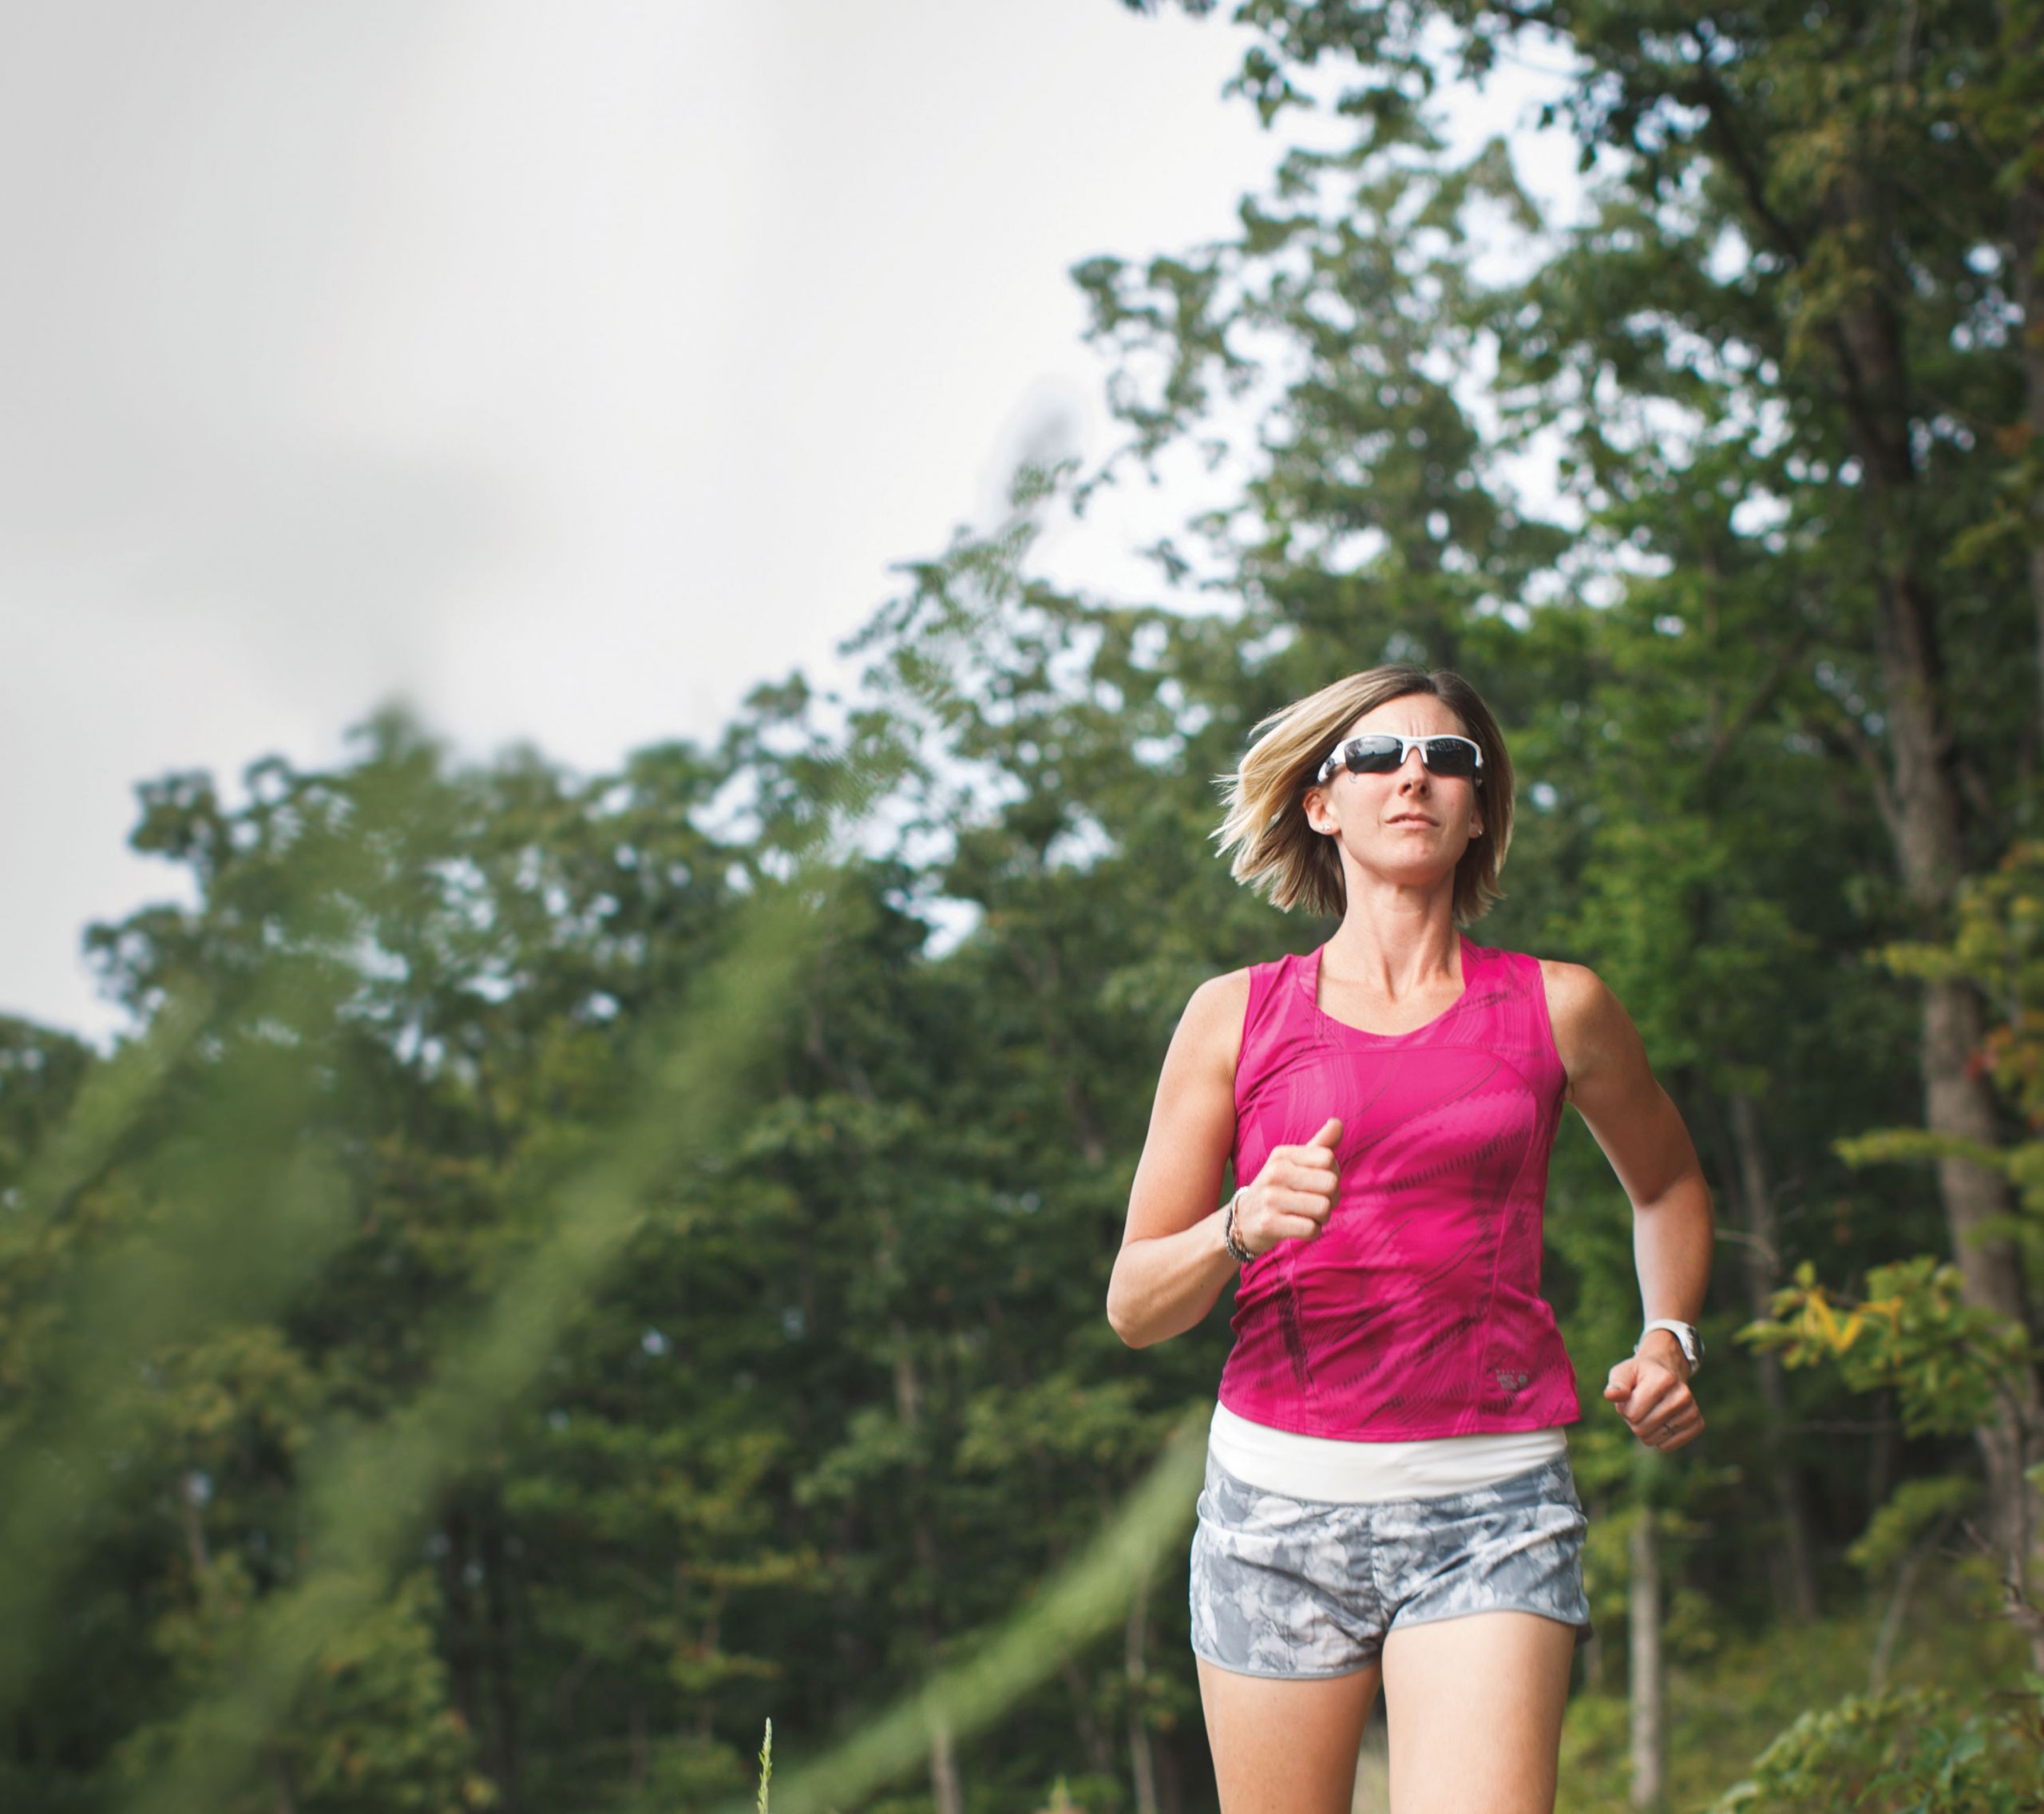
[1207,1400,1568,1503]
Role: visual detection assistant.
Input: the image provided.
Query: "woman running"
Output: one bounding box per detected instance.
[1106,665,1713,1814]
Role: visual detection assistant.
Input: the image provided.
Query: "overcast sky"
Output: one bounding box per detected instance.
[2,2,1579,1049]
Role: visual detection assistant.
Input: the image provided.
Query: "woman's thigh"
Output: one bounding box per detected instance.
[1196,1654,1383,1814]
[1380,1610,1576,1814]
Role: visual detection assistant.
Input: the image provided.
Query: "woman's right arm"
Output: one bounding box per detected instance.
[1105,971,1251,1349]
[1107,972,1344,1349]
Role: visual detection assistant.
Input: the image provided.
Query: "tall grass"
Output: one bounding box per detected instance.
[711,1412,1208,1814]
[0,479,1206,1813]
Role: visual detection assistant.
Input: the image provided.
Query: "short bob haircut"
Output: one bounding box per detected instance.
[1212,665,1515,926]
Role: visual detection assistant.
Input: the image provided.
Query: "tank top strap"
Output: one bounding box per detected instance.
[1231,953,1298,1117]
[1474,945,1567,1101]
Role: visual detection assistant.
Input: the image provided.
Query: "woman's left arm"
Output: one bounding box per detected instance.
[1543,960,1715,1453]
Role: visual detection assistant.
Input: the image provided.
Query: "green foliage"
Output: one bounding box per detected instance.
[715,1416,1206,1814]
[1848,1475,1985,1579]
[5,0,2044,1805]
[110,1568,489,1814]
[1557,1586,2029,1812]
[1741,1255,2034,1440]
[1703,1685,2043,1814]
[1845,841,2044,1256]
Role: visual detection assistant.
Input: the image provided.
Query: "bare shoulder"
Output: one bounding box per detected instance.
[1121,967,1255,1254]
[1536,957,1608,1034]
[1536,957,1641,1103]
[1178,966,1254,1079]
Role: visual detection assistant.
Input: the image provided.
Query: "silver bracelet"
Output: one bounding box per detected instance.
[1222,1187,1255,1265]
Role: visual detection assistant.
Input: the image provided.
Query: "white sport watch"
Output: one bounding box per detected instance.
[1638,1319,1703,1378]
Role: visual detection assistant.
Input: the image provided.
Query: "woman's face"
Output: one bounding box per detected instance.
[1302,693,1484,885]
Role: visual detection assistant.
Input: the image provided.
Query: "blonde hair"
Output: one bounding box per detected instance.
[1212,666,1515,925]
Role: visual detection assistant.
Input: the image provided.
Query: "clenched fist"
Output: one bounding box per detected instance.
[1603,1349,1704,1452]
[1234,1117,1343,1258]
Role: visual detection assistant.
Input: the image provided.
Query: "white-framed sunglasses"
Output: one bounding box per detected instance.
[1314,733,1485,786]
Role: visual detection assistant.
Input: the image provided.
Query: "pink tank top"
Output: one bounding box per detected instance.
[1216,935,1582,1440]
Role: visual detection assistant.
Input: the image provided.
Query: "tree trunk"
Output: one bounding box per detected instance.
[439,1504,486,1779]
[1869,1387,1899,1515]
[1923,975,2043,1667]
[1868,1512,1954,1695]
[1725,1090,1820,1619]
[1018,934,1108,1167]
[1155,1731,1186,1814]
[1581,1492,1607,1693]
[1989,114,2044,1650]
[266,1749,297,1814]
[1125,1566,1159,1814]
[1823,204,2043,1662]
[893,1318,965,1814]
[1628,1507,1663,1812]
[1692,51,2044,1661]
[1060,1654,1115,1778]
[481,1504,523,1813]
[929,1717,965,1814]
[2001,40,2044,741]
[180,1471,211,1580]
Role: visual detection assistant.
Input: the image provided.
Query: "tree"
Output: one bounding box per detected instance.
[1120,0,2042,1623]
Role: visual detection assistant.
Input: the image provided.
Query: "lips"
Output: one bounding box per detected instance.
[1387,815,1436,827]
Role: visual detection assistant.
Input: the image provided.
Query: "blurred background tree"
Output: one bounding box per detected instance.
[3,1,2042,1810]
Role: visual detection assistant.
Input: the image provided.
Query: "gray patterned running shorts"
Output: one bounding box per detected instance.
[1189,1450,1594,1678]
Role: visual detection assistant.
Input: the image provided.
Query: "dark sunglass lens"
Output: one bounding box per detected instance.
[1344,735,1404,773]
[1422,739,1478,776]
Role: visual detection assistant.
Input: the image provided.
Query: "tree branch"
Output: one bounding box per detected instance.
[1800,698,1902,849]
[1701,639,1806,782]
